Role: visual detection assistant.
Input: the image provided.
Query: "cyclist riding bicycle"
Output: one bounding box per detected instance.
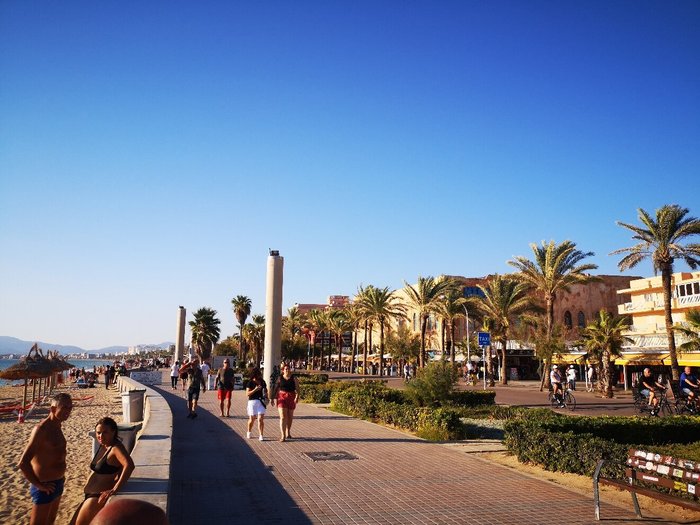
[679,366,699,403]
[550,365,564,407]
[639,367,666,416]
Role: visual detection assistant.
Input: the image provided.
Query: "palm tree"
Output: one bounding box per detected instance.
[674,309,700,353]
[516,313,567,390]
[355,286,406,377]
[354,286,375,374]
[612,205,700,381]
[403,276,456,368]
[577,310,633,398]
[249,314,266,366]
[325,309,354,371]
[231,295,252,363]
[434,289,468,368]
[476,274,532,385]
[508,240,598,386]
[307,309,327,370]
[189,307,221,363]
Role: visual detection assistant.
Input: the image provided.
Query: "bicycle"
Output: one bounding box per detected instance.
[672,385,698,415]
[548,385,576,411]
[632,386,672,417]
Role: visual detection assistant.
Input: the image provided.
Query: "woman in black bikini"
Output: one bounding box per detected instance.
[70,417,135,525]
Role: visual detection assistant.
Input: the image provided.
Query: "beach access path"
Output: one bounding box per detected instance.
[154,378,671,525]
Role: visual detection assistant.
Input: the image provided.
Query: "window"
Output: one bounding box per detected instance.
[564,311,573,329]
[694,282,700,295]
[577,311,586,328]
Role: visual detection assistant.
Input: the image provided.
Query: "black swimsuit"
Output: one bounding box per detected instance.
[84,446,121,500]
[91,446,121,475]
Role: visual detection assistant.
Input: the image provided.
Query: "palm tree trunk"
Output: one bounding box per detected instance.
[352,328,358,374]
[601,348,613,398]
[500,335,508,386]
[363,321,368,375]
[450,321,456,368]
[368,324,374,374]
[486,345,494,386]
[420,316,427,368]
[661,265,680,381]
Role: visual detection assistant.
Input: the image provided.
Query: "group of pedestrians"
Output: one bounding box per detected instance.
[179,359,301,443]
[241,363,300,443]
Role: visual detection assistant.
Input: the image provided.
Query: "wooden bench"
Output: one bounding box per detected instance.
[593,448,700,520]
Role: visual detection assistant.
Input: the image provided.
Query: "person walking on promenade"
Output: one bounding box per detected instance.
[69,417,135,525]
[200,360,211,389]
[271,363,299,442]
[245,367,268,440]
[170,361,180,390]
[18,392,73,525]
[587,365,595,392]
[186,360,206,419]
[104,366,112,390]
[217,358,235,417]
[566,365,577,391]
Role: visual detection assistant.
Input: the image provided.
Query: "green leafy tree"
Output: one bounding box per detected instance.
[231,295,252,362]
[307,309,327,370]
[403,276,456,368]
[189,307,221,362]
[577,310,632,398]
[214,336,239,358]
[508,240,598,383]
[612,205,700,381]
[476,274,532,385]
[385,325,421,365]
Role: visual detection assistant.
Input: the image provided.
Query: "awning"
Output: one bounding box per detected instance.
[614,353,670,366]
[554,353,589,365]
[678,353,700,366]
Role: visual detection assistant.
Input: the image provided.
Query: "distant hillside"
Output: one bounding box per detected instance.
[0,336,174,355]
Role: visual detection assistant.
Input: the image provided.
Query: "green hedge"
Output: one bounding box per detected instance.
[298,381,357,403]
[330,383,463,440]
[296,373,329,384]
[503,412,700,477]
[448,390,496,407]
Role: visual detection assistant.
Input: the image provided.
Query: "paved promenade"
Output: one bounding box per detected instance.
[154,380,671,525]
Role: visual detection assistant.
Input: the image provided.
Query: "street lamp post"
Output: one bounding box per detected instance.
[463,304,470,363]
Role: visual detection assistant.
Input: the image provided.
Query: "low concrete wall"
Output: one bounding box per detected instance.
[114,376,172,515]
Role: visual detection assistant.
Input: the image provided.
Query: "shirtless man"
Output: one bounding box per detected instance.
[18,392,73,525]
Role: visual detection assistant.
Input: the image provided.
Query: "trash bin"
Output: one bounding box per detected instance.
[207,374,216,390]
[121,389,146,423]
[89,422,142,455]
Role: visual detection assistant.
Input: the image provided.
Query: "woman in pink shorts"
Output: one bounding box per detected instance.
[272,364,299,442]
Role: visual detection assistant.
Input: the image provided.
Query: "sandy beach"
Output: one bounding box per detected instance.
[0,380,123,525]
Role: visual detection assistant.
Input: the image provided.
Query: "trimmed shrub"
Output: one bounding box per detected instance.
[448,390,496,407]
[405,361,457,407]
[296,373,329,384]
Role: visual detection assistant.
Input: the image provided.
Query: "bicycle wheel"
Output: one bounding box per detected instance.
[564,391,576,411]
[659,400,673,417]
[548,391,557,408]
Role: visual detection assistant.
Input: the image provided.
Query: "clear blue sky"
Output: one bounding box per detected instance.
[1,1,699,350]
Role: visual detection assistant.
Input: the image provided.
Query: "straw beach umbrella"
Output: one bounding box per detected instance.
[0,344,53,417]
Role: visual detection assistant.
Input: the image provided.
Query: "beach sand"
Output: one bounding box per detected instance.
[0,381,123,525]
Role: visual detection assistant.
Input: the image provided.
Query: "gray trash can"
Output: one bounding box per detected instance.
[121,389,146,423]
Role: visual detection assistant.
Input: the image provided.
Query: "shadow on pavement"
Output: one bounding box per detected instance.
[153,386,313,525]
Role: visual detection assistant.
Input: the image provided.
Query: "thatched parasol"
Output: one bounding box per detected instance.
[0,344,54,416]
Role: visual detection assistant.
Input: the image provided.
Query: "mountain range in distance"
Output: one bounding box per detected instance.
[0,336,174,356]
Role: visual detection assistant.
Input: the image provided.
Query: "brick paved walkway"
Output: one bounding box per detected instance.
[157,385,671,525]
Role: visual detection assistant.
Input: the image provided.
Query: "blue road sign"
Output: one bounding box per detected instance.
[478,332,491,346]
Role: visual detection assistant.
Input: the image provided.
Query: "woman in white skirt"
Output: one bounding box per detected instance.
[245,367,268,441]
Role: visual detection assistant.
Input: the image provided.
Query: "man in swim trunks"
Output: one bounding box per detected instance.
[18,392,73,525]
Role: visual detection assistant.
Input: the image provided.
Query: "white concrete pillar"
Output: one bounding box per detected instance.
[175,306,186,362]
[263,252,283,389]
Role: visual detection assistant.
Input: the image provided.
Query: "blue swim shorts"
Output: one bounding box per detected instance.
[188,387,200,402]
[30,477,65,505]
